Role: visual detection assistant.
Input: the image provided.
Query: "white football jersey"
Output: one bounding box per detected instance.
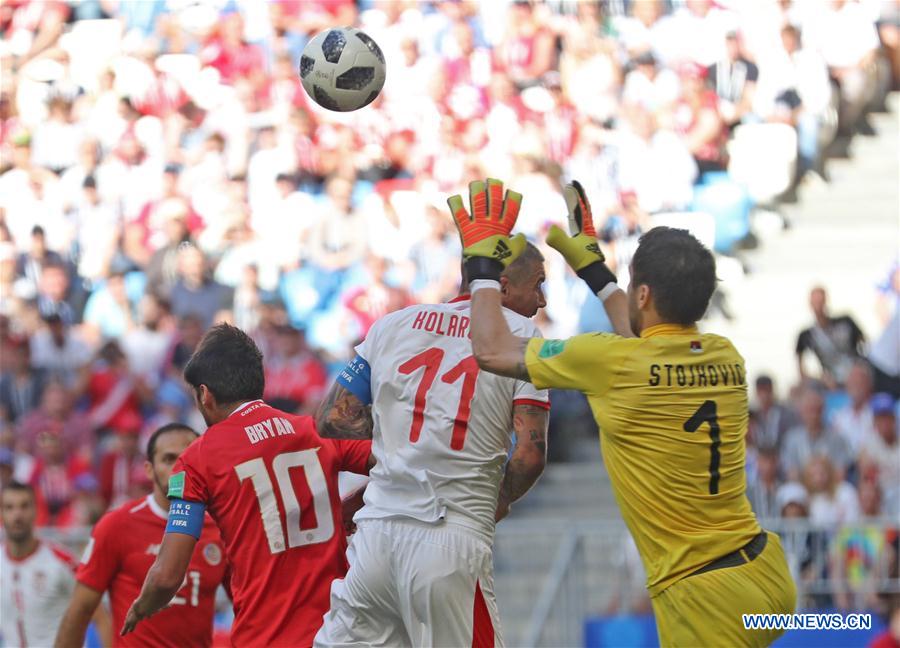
[1,540,76,647]
[354,297,549,539]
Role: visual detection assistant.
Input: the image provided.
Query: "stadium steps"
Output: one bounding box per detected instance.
[510,461,622,523]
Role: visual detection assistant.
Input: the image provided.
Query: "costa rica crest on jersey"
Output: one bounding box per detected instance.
[203,543,222,566]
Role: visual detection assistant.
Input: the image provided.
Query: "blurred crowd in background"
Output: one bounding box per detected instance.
[1,0,899,612]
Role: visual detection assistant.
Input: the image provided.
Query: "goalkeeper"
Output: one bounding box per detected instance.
[451,179,795,647]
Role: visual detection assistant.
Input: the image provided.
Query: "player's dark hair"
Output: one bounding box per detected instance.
[631,227,717,325]
[146,423,198,463]
[184,323,265,405]
[2,481,35,499]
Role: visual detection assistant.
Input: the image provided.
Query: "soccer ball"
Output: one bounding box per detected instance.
[299,27,386,112]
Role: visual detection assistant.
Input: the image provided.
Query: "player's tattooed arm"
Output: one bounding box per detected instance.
[496,403,549,522]
[316,383,374,440]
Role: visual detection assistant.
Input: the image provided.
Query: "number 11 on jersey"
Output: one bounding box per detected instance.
[398,348,479,451]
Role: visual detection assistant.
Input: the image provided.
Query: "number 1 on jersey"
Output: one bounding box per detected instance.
[683,400,721,495]
[398,348,479,451]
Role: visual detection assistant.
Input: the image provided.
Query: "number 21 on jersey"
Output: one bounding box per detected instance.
[399,348,479,451]
[235,449,334,554]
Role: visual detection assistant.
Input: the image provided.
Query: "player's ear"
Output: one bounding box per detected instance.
[198,384,214,410]
[636,284,651,310]
[499,275,510,296]
[144,460,154,482]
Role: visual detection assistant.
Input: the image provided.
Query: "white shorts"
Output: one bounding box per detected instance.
[314,518,503,648]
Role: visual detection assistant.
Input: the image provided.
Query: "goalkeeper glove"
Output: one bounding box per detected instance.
[546,180,617,297]
[448,178,527,282]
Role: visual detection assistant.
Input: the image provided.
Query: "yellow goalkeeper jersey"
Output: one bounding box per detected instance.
[525,323,761,596]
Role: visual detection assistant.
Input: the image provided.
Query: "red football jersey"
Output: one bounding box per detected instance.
[169,400,371,648]
[76,495,227,648]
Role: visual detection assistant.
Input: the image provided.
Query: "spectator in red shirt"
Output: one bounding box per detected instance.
[84,341,149,435]
[27,427,92,527]
[98,412,152,509]
[672,62,726,175]
[201,12,266,86]
[263,325,328,415]
[496,1,556,89]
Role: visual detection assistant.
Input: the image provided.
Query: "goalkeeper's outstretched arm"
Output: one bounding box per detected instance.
[470,285,534,381]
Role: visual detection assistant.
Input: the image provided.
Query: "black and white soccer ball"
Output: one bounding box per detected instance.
[299,27,386,112]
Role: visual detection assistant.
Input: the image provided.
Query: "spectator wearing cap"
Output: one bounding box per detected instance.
[745,445,782,521]
[776,483,812,578]
[832,360,876,456]
[782,385,853,481]
[707,30,758,129]
[749,375,798,450]
[168,244,233,329]
[0,337,46,422]
[29,313,92,387]
[98,411,151,509]
[796,286,866,389]
[859,393,900,516]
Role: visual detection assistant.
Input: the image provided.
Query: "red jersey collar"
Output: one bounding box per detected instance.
[448,295,470,303]
[229,399,265,417]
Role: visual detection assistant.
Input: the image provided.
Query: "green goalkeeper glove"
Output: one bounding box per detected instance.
[448,178,527,282]
[546,180,617,296]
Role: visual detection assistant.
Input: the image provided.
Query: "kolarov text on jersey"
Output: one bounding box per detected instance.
[353,296,550,541]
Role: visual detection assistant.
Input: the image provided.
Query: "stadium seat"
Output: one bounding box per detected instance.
[689,173,753,254]
[727,123,798,205]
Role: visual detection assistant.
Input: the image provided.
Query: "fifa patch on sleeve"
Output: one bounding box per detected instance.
[538,339,566,358]
[336,353,372,405]
[168,471,185,499]
[165,499,206,539]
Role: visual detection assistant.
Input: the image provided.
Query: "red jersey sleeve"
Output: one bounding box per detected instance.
[75,511,121,593]
[169,441,209,503]
[332,439,372,475]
